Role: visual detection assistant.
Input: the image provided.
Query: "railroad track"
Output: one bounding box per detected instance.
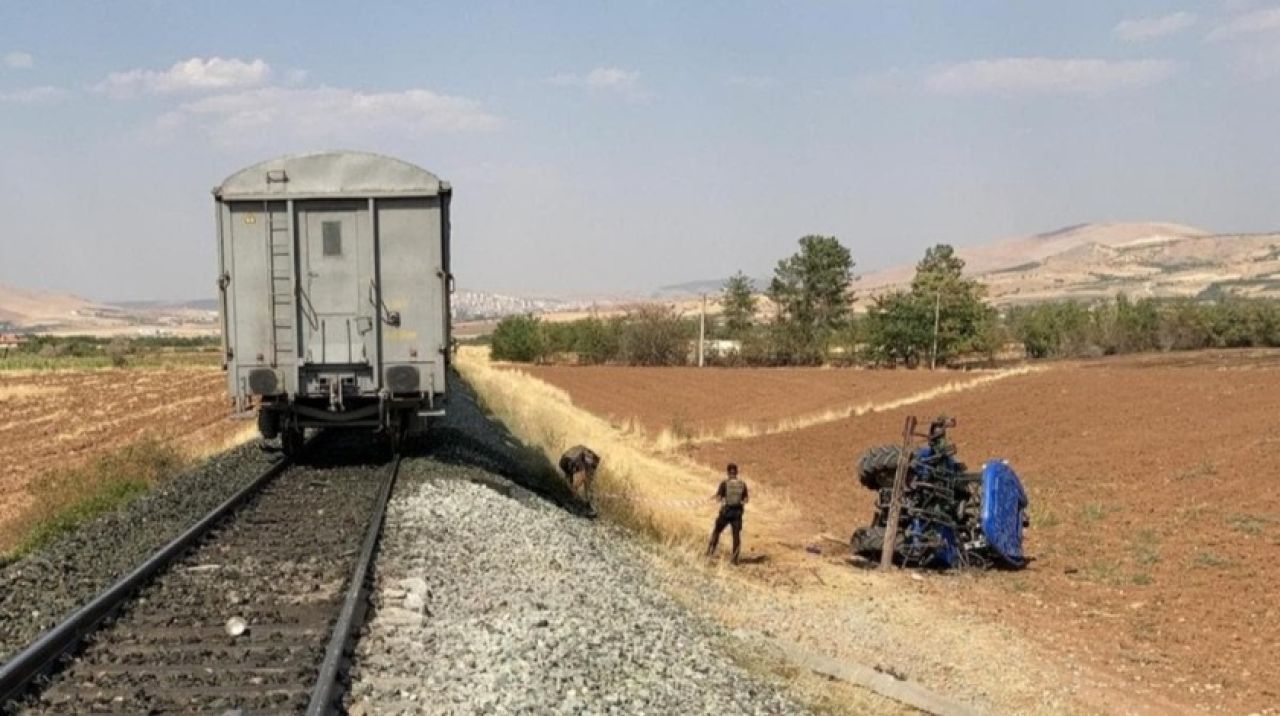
[0,435,399,715]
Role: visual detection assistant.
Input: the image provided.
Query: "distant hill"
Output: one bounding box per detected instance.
[975,229,1280,304]
[0,284,120,329]
[853,222,1214,295]
[653,222,1280,307]
[849,221,1280,305]
[0,283,219,335]
[652,276,767,298]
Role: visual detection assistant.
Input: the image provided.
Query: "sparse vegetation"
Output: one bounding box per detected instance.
[1,435,190,561]
[1081,502,1116,523]
[1084,560,1122,585]
[0,334,220,371]
[1131,529,1161,567]
[1191,551,1235,570]
[1176,460,1218,481]
[1028,502,1061,529]
[1226,513,1273,536]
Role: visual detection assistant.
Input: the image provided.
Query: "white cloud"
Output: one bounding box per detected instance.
[0,86,70,104]
[1208,6,1280,40]
[925,57,1175,95]
[97,57,270,97]
[547,67,647,100]
[160,85,501,144]
[3,51,34,69]
[1113,12,1197,42]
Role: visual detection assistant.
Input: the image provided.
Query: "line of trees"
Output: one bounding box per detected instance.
[488,234,1280,367]
[490,305,698,366]
[1006,295,1280,358]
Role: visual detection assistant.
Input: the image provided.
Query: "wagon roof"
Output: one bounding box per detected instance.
[214,151,448,200]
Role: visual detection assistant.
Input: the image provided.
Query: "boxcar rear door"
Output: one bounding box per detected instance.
[298,203,375,367]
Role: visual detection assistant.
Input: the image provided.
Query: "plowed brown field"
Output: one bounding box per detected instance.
[533,351,1280,713]
[517,364,1001,439]
[0,367,249,545]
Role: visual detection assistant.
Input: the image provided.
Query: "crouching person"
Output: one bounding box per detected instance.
[707,463,749,564]
[559,445,601,508]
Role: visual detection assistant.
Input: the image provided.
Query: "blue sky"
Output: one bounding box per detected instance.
[1,1,1278,300]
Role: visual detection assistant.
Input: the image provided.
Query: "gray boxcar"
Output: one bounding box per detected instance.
[214,151,452,452]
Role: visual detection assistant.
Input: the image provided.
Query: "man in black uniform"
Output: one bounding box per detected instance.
[707,463,749,564]
[559,445,601,506]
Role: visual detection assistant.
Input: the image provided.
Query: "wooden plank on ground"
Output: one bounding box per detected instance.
[766,635,984,716]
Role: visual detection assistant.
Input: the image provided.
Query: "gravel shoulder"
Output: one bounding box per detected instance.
[348,462,808,715]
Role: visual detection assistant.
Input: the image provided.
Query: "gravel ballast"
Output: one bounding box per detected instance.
[347,460,808,715]
[19,437,390,714]
[0,443,277,663]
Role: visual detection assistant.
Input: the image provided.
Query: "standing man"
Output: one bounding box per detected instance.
[707,463,749,564]
[559,445,601,507]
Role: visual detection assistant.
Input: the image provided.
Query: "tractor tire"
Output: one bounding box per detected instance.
[851,525,903,560]
[857,444,909,491]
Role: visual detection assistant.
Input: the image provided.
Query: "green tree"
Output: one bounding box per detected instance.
[864,291,933,366]
[911,243,966,294]
[720,271,757,338]
[489,314,546,363]
[767,235,854,363]
[865,243,995,366]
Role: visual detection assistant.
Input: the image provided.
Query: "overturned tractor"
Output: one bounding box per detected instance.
[851,416,1029,569]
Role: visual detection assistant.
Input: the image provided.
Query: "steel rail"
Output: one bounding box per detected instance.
[305,452,401,716]
[0,452,296,709]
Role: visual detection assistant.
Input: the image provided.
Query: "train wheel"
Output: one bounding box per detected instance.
[387,410,411,454]
[281,428,304,458]
[257,409,280,440]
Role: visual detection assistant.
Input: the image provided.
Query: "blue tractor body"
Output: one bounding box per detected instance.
[979,460,1028,567]
[852,438,1030,570]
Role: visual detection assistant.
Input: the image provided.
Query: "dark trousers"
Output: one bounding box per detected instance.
[707,506,744,562]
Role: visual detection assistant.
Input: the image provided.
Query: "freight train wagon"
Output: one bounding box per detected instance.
[214,151,453,453]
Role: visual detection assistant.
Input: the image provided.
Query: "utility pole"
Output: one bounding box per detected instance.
[698,293,707,367]
[929,287,941,370]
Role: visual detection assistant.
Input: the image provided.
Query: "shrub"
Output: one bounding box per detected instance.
[490,314,546,363]
[620,305,691,366]
[574,316,623,364]
[106,337,132,367]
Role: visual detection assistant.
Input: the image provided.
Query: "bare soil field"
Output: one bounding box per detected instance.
[516,364,1015,442]
[0,367,250,547]
[528,350,1280,713]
